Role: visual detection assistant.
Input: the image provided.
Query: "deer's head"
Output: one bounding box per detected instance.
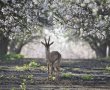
[41,36,54,49]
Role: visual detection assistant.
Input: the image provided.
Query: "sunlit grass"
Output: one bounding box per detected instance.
[81,74,94,80]
[0,53,24,61]
[15,64,30,71]
[72,68,81,71]
[40,66,47,71]
[105,66,110,72]
[62,72,74,78]
[0,66,9,70]
[15,61,41,71]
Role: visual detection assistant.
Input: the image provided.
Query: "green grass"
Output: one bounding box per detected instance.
[72,68,81,71]
[29,61,40,67]
[105,66,110,72]
[15,64,30,71]
[81,74,94,80]
[15,61,40,71]
[62,72,74,78]
[20,79,26,90]
[0,66,9,70]
[0,53,24,61]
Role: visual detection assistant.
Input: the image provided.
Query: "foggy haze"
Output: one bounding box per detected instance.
[21,28,96,59]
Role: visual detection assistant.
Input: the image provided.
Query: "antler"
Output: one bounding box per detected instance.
[41,37,46,46]
[41,36,54,46]
[49,41,54,46]
[48,36,50,44]
[41,41,45,46]
[44,37,47,44]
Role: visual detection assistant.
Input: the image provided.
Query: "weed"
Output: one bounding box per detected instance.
[0,66,9,70]
[0,75,4,79]
[81,74,94,80]
[105,66,110,72]
[15,64,30,71]
[72,68,80,71]
[27,75,33,79]
[40,66,47,71]
[0,53,24,61]
[29,61,40,68]
[11,87,16,90]
[106,66,110,70]
[20,79,26,90]
[15,61,40,71]
[62,72,74,78]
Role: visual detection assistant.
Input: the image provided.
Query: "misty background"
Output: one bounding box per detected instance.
[21,28,96,59]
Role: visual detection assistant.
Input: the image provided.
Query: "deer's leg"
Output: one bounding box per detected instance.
[48,63,53,80]
[56,65,60,80]
[55,61,60,80]
[47,63,55,80]
[47,63,50,79]
[50,63,54,76]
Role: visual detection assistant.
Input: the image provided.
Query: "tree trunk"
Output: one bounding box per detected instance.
[8,40,24,54]
[106,45,109,58]
[89,42,106,58]
[95,49,106,58]
[14,44,23,54]
[94,44,107,58]
[0,35,9,55]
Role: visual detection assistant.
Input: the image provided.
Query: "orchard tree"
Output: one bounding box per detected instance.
[8,25,43,54]
[49,0,110,58]
[0,0,52,55]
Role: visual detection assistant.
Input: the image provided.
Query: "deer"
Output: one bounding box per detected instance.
[41,37,61,80]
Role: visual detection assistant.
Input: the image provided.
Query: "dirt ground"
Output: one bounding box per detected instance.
[0,58,110,90]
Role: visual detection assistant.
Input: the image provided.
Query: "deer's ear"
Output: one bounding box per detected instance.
[49,41,54,46]
[41,41,45,46]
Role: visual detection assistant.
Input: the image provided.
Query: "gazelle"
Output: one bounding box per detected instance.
[41,37,61,80]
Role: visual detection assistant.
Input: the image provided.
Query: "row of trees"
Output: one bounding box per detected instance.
[66,0,110,58]
[0,0,110,58]
[49,0,110,58]
[0,0,51,55]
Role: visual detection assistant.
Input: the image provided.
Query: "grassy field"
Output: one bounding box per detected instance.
[0,58,110,90]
